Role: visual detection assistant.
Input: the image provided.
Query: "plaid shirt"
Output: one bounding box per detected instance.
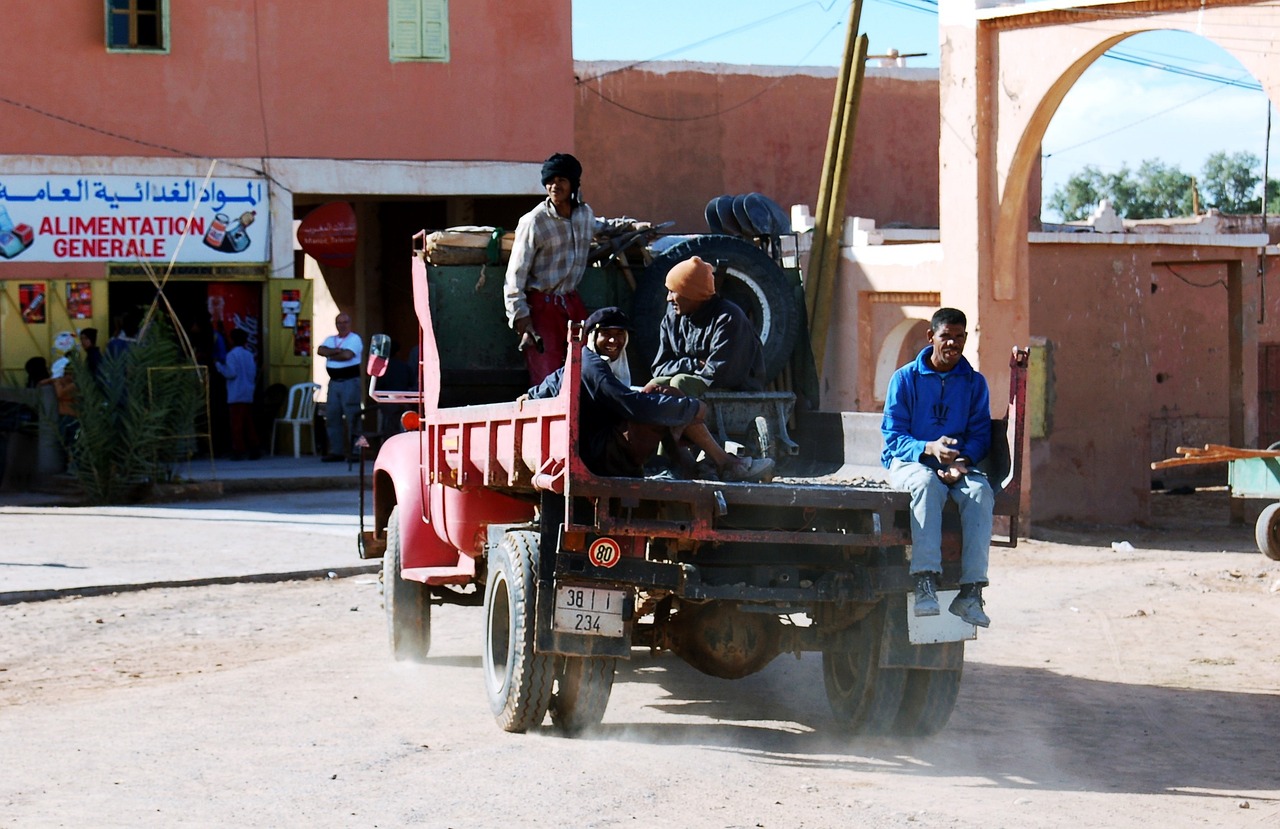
[504,198,597,326]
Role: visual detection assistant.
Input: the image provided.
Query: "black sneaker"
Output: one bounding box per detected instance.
[913,572,941,617]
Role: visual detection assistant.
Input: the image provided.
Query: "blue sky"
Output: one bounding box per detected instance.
[572,0,1279,221]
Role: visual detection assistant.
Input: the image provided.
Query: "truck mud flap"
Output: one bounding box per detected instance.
[878,594,965,671]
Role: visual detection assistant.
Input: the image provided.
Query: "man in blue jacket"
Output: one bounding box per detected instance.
[881,308,993,627]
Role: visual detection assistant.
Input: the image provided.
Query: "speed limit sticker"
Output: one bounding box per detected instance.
[587,537,621,568]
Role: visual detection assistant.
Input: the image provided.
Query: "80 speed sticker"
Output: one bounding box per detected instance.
[587,537,621,568]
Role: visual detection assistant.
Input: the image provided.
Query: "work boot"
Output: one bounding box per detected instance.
[949,583,991,627]
[913,572,940,617]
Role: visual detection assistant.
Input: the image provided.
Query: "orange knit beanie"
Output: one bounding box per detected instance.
[664,256,715,301]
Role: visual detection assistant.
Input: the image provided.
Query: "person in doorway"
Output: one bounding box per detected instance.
[649,255,766,395]
[215,328,261,461]
[317,312,363,462]
[503,152,646,385]
[521,307,774,482]
[881,307,994,627]
[79,328,102,380]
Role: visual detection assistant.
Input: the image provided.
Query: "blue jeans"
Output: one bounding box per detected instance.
[326,376,363,456]
[888,458,993,585]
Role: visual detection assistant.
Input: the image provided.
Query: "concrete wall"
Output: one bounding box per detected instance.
[573,62,940,234]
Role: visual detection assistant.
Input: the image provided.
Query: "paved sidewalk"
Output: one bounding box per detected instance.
[0,454,377,604]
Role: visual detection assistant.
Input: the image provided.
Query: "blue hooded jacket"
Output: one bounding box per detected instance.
[881,346,991,470]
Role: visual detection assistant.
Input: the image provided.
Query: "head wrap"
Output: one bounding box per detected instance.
[583,306,633,333]
[583,306,632,386]
[541,153,582,193]
[664,256,716,302]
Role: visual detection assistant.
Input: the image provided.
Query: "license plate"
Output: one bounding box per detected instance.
[553,585,626,637]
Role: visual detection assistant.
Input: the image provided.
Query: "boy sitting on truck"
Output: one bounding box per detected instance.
[522,306,774,482]
[881,307,994,627]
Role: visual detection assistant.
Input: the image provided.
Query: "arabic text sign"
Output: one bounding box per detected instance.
[0,175,269,263]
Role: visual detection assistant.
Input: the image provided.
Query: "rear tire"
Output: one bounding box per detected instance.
[483,530,555,732]
[550,656,616,735]
[821,600,915,735]
[382,506,431,662]
[892,666,964,736]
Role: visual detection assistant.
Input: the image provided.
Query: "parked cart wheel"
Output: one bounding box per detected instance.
[891,665,964,736]
[483,530,555,732]
[382,506,431,662]
[549,655,616,735]
[1255,502,1280,561]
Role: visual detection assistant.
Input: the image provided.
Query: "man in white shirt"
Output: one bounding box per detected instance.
[317,312,363,462]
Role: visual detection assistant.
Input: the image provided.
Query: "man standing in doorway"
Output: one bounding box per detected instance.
[318,312,363,462]
[881,307,994,627]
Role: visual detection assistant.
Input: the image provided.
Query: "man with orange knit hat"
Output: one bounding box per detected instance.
[649,255,766,396]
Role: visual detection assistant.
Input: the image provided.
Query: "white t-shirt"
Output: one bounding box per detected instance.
[322,332,363,370]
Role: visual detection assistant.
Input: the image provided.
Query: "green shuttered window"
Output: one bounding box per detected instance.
[390,0,450,63]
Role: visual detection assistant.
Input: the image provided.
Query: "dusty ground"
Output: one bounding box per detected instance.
[1,489,1278,828]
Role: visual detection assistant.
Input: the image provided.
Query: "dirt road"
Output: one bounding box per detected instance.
[2,492,1278,828]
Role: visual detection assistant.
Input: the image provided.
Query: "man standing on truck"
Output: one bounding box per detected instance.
[881,307,994,627]
[523,307,774,482]
[317,312,363,462]
[503,153,595,385]
[649,255,766,394]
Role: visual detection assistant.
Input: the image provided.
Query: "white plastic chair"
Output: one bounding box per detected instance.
[270,382,321,457]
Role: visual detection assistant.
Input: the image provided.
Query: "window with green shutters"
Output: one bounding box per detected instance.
[105,0,168,53]
[390,0,449,63]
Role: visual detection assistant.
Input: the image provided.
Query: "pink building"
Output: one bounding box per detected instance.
[0,0,573,390]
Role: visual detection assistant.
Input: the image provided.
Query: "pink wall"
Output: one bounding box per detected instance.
[574,64,940,233]
[0,2,573,161]
[1029,242,1261,523]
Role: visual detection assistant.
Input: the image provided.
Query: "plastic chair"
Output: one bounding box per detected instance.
[270,382,321,457]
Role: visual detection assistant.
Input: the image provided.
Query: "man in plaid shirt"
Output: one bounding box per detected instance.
[504,153,631,384]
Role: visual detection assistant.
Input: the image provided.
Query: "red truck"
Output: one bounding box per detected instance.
[358,230,1028,736]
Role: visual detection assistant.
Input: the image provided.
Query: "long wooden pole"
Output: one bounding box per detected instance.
[806,1,862,329]
[810,32,868,374]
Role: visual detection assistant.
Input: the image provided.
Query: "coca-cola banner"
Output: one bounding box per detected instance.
[0,175,269,263]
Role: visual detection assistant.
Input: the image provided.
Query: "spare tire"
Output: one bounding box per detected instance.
[630,235,800,385]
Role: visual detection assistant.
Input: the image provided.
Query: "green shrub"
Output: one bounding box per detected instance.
[68,317,206,504]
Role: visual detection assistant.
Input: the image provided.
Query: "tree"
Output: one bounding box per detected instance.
[1201,150,1261,213]
[1049,151,1275,220]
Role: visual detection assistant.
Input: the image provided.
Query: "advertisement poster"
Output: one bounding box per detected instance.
[207,282,263,356]
[0,175,269,263]
[19,283,45,323]
[67,282,92,319]
[281,289,300,328]
[294,319,311,357]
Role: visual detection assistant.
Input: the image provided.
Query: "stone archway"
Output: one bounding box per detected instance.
[941,0,1278,392]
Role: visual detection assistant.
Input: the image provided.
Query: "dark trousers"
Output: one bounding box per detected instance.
[228,402,259,456]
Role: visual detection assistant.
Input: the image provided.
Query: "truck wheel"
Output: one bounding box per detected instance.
[1256,502,1280,561]
[891,666,963,736]
[632,235,800,385]
[483,530,555,732]
[382,506,431,662]
[550,656,616,735]
[822,601,898,732]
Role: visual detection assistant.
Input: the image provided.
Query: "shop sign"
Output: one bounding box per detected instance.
[296,202,357,268]
[0,175,269,263]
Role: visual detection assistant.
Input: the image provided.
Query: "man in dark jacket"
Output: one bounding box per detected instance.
[525,307,773,482]
[881,307,993,627]
[649,256,766,394]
